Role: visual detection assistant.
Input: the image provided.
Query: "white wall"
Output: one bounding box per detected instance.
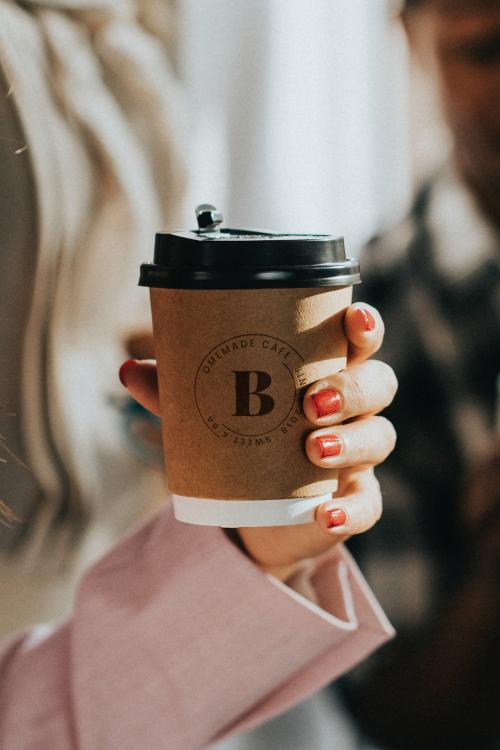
[178,0,414,252]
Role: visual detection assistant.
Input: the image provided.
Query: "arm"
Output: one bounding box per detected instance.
[0,303,396,748]
[0,506,393,750]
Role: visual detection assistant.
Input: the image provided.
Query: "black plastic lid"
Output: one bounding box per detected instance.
[140,223,361,290]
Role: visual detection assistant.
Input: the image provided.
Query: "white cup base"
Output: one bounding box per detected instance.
[171,493,333,527]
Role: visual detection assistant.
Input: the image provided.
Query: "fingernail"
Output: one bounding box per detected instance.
[119,358,139,387]
[326,509,347,529]
[356,308,376,332]
[316,435,343,458]
[312,389,342,417]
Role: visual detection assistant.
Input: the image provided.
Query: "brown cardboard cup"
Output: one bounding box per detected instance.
[140,225,360,527]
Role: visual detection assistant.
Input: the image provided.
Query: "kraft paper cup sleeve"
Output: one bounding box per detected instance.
[150,286,352,526]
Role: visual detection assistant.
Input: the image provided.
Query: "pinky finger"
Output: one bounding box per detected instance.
[315,469,383,537]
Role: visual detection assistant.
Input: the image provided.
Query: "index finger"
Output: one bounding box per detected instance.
[345,302,384,365]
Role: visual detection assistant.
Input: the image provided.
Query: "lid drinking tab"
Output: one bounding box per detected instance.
[195,204,224,234]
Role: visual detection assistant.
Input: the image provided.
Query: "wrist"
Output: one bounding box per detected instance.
[223,528,304,582]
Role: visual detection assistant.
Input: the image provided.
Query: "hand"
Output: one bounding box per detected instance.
[120,303,397,579]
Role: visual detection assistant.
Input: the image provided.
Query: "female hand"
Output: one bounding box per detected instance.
[120,303,397,579]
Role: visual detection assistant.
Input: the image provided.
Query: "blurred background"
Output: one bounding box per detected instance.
[3,0,499,747]
[177,0,448,248]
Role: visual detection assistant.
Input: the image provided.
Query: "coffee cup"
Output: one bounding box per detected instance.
[139,206,360,527]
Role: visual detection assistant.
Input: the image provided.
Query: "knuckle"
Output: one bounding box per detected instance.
[370,360,398,403]
[372,480,383,522]
[378,416,397,455]
[380,361,399,400]
[361,486,383,533]
[343,371,366,415]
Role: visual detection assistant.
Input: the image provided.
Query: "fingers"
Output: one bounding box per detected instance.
[119,358,161,416]
[315,469,383,537]
[305,415,397,469]
[303,359,398,425]
[344,302,384,365]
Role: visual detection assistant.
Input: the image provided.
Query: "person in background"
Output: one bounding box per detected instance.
[340,1,500,747]
[0,2,399,748]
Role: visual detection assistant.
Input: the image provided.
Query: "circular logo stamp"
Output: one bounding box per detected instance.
[194,333,306,445]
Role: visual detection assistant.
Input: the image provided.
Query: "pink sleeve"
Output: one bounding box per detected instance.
[0,507,394,749]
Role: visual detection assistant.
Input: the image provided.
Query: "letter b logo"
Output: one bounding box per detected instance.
[232,371,275,416]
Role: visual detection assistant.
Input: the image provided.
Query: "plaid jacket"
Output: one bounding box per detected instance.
[349,163,500,627]
[341,164,500,746]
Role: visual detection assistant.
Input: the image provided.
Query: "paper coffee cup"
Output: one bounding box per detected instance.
[140,210,361,527]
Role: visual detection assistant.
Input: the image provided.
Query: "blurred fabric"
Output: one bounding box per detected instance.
[0,0,184,633]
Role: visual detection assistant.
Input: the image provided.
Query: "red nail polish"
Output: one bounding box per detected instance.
[326,509,347,528]
[119,358,139,387]
[356,308,376,332]
[316,435,343,458]
[312,389,342,417]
